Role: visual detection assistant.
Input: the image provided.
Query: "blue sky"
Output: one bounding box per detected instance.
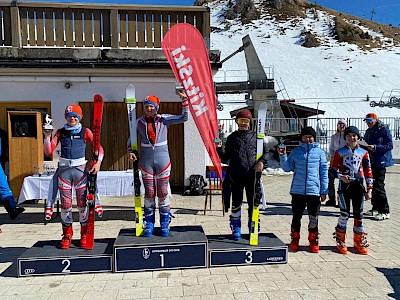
[34,0,195,5]
[31,0,399,27]
[314,0,400,26]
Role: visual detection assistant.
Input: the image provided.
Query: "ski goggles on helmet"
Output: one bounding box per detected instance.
[236,118,250,125]
[364,117,374,124]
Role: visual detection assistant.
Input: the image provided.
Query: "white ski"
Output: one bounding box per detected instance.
[125,84,144,237]
[250,102,267,246]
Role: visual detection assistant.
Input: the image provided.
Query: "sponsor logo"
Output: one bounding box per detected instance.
[266,257,283,262]
[171,46,209,117]
[24,268,36,275]
[142,248,150,260]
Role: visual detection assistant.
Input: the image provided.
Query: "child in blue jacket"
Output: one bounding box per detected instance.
[279,126,328,253]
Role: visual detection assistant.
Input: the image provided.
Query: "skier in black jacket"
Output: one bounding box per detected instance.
[216,109,269,240]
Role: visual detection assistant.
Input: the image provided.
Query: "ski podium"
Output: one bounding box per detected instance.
[113,84,208,272]
[208,102,287,267]
[17,94,113,277]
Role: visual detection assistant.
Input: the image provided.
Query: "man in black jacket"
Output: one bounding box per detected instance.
[216,109,269,240]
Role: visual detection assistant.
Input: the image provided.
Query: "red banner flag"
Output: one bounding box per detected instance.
[162,23,222,180]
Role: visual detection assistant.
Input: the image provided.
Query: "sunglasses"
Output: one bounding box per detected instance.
[236,118,250,125]
[364,118,374,124]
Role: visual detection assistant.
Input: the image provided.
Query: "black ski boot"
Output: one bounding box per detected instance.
[3,200,25,220]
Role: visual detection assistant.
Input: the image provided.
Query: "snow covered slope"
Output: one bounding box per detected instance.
[209,1,400,119]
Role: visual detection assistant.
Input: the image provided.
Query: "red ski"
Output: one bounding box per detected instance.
[85,94,104,250]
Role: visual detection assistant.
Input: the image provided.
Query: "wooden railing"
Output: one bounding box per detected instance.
[0,2,210,49]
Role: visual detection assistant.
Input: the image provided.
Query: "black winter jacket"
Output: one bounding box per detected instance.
[217,129,268,181]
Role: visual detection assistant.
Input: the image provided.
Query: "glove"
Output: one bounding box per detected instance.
[45,207,53,221]
[182,96,189,109]
[95,205,103,218]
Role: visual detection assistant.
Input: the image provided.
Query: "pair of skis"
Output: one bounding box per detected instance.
[125,84,145,237]
[86,87,141,248]
[249,102,267,246]
[85,94,104,250]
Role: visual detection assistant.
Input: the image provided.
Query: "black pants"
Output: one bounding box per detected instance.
[337,180,365,231]
[223,174,232,213]
[371,167,390,214]
[230,172,255,219]
[291,194,320,233]
[328,171,336,202]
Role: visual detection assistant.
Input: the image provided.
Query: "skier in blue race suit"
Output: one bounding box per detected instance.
[0,164,25,233]
[128,91,188,237]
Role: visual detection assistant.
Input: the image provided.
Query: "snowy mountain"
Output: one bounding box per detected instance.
[208,0,400,120]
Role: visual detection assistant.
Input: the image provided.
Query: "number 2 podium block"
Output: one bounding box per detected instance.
[114,225,208,272]
[17,239,113,277]
[208,233,288,267]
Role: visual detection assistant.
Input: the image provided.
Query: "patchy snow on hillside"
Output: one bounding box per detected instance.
[209,1,400,120]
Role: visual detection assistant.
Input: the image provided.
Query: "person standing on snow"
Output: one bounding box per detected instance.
[215,109,269,241]
[362,113,393,221]
[330,126,373,255]
[326,118,347,207]
[279,126,328,253]
[44,105,104,249]
[128,92,188,237]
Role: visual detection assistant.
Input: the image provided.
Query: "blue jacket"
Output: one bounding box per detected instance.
[363,121,394,168]
[280,142,328,196]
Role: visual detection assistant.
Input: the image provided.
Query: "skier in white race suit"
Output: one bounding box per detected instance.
[128,92,188,237]
[44,104,104,249]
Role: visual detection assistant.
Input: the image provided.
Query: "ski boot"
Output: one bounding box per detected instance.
[143,210,155,237]
[248,218,260,235]
[80,225,87,248]
[45,207,53,221]
[160,210,172,237]
[61,225,73,249]
[290,229,300,251]
[230,216,241,241]
[333,227,347,254]
[3,198,25,220]
[353,231,368,255]
[308,231,319,253]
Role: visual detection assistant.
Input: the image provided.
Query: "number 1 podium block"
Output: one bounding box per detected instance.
[208,233,288,267]
[114,225,208,272]
[17,239,114,277]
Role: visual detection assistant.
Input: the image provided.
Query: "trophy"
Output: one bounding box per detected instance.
[43,114,54,132]
[33,164,40,177]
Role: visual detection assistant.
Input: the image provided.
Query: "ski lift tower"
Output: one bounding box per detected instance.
[215,35,288,129]
[242,35,282,119]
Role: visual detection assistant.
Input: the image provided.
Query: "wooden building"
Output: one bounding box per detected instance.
[0,2,221,194]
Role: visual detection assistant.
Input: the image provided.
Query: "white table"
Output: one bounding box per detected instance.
[18,170,142,204]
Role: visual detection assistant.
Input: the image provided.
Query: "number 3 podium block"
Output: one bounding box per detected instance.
[208,233,288,267]
[17,239,114,277]
[114,226,208,272]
